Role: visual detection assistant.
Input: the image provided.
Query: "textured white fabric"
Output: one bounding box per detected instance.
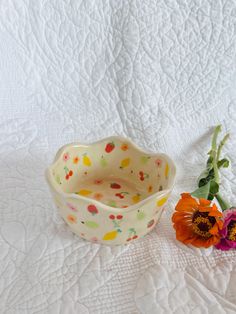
[0,1,236,313]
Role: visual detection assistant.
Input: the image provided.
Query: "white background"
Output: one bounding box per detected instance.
[0,1,236,313]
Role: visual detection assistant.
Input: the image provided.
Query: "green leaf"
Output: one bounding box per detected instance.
[198,169,215,187]
[197,168,211,185]
[209,180,219,194]
[192,180,219,200]
[191,181,210,199]
[217,158,229,169]
[208,181,219,200]
[206,156,213,167]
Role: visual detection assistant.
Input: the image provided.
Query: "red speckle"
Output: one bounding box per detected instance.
[109,214,115,220]
[147,219,155,228]
[139,171,145,181]
[133,235,138,239]
[63,152,70,162]
[122,205,128,208]
[67,203,77,211]
[94,179,103,185]
[126,238,132,241]
[110,183,121,189]
[155,159,162,167]
[115,193,124,199]
[87,204,98,215]
[65,174,70,180]
[69,170,73,176]
[116,215,123,220]
[105,142,115,153]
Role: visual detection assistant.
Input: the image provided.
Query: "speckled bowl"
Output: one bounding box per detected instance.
[45,136,176,245]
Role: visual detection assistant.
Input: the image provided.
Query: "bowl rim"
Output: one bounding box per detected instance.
[45,135,176,213]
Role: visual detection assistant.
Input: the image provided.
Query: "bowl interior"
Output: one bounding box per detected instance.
[49,138,175,208]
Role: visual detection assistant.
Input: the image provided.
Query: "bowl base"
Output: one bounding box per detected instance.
[75,177,149,208]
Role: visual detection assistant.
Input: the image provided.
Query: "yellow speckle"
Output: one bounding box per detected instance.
[165,163,169,179]
[103,230,118,241]
[77,189,92,196]
[132,194,141,204]
[120,158,130,169]
[157,196,168,207]
[147,185,153,193]
[83,154,91,166]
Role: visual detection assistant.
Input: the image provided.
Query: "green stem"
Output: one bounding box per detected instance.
[216,133,230,162]
[211,125,221,184]
[211,125,221,152]
[215,193,230,211]
[192,126,231,210]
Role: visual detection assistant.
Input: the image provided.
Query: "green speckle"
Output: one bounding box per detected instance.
[108,200,117,207]
[56,174,61,184]
[140,156,151,164]
[100,156,108,167]
[84,221,99,229]
[137,210,145,220]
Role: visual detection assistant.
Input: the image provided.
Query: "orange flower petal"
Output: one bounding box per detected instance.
[172,212,193,223]
[208,209,223,218]
[217,220,224,229]
[205,235,220,247]
[198,206,211,212]
[175,224,195,239]
[209,223,219,235]
[181,193,191,198]
[199,198,211,207]
[175,194,198,212]
[176,230,194,243]
[208,204,223,217]
[190,237,205,247]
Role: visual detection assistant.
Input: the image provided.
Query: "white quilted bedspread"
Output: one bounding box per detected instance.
[0,1,236,313]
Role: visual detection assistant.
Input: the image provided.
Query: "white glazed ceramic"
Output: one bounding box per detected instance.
[46,136,176,245]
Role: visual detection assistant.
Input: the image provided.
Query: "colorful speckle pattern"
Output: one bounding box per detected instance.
[49,137,175,245]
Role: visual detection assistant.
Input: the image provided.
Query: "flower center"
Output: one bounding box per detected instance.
[192,211,215,238]
[227,221,236,241]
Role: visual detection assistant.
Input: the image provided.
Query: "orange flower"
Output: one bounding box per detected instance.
[93,193,103,201]
[73,156,79,164]
[67,214,77,224]
[172,193,223,248]
[121,143,128,151]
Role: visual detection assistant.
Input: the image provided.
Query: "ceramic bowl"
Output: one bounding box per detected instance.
[46,136,176,245]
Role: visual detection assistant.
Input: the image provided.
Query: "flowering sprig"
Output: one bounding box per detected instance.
[172,125,236,250]
[191,125,230,204]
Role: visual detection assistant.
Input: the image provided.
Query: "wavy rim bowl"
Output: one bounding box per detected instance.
[45,136,176,212]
